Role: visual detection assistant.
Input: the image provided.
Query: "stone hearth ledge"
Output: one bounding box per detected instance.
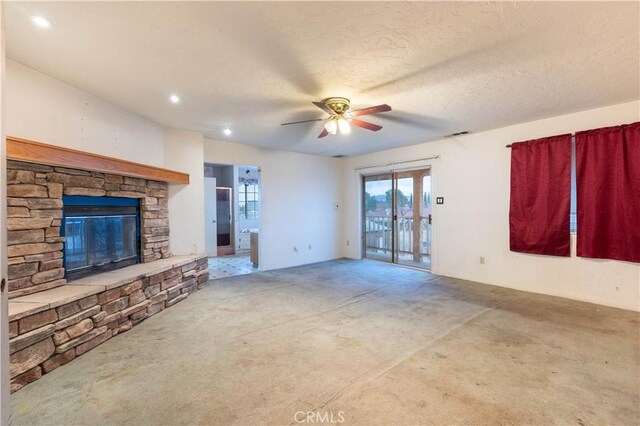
[8,253,209,392]
[8,254,206,322]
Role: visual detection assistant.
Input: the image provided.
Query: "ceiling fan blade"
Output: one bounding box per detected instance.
[312,101,334,115]
[281,118,324,126]
[350,118,382,132]
[318,128,329,138]
[349,104,392,117]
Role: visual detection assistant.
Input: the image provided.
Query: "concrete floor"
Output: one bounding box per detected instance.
[11,259,640,425]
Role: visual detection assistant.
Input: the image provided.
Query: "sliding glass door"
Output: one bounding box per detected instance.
[363,169,432,270]
[363,174,394,262]
[393,170,431,269]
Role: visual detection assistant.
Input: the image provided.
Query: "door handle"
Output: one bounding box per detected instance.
[428,214,432,225]
[212,220,216,223]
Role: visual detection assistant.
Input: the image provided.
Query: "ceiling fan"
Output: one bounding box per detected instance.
[281,97,392,138]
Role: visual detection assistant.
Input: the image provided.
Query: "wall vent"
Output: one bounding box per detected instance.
[445,130,471,137]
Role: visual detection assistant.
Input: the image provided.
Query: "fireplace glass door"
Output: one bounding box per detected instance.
[63,196,141,280]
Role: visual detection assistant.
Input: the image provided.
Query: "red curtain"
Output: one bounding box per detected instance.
[576,122,640,263]
[509,134,572,256]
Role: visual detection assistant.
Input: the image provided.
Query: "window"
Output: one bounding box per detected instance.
[239,183,259,219]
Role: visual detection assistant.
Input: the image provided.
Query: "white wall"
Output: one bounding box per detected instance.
[6,60,165,166]
[341,101,640,311]
[164,128,205,256]
[204,138,342,271]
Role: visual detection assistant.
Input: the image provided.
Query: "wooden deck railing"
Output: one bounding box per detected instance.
[364,215,431,256]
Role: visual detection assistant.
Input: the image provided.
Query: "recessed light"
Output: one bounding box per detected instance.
[169,94,180,104]
[223,128,232,136]
[31,15,52,29]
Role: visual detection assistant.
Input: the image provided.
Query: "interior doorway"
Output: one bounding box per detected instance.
[204,171,233,257]
[204,163,261,279]
[362,168,432,270]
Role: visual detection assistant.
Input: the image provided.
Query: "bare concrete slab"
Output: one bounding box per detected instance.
[10,259,640,425]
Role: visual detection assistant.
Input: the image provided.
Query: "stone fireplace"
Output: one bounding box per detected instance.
[7,159,171,298]
[6,142,209,392]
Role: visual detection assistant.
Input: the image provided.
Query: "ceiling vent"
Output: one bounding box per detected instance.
[445,130,471,137]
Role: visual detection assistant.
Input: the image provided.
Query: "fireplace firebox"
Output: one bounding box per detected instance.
[62,196,141,280]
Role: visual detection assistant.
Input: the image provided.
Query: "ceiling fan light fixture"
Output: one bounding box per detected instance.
[281,98,391,139]
[337,118,351,135]
[325,119,338,135]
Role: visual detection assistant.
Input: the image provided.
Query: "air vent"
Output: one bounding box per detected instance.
[445,130,471,137]
[332,155,346,158]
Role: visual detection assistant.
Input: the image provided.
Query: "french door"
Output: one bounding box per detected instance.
[362,168,432,269]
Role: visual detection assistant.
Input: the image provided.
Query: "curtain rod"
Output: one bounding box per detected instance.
[506,126,617,147]
[354,155,440,171]
[506,120,636,148]
[506,133,575,148]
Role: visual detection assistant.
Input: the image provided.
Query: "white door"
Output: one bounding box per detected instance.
[204,177,217,256]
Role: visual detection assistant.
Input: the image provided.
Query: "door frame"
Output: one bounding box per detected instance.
[203,162,263,270]
[358,163,436,272]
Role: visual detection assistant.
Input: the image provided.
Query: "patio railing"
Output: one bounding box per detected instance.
[364,215,431,256]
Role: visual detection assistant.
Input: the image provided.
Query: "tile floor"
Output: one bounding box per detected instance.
[208,252,257,279]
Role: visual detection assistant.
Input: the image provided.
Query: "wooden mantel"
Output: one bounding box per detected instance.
[6,136,189,184]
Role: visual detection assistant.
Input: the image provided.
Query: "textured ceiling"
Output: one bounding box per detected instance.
[6,1,639,156]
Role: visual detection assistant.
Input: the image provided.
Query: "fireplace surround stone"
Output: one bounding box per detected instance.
[7,160,172,298]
